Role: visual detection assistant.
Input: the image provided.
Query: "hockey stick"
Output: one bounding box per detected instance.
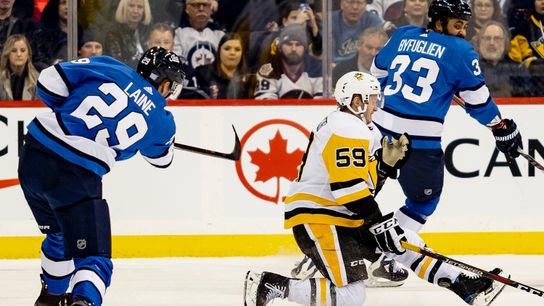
[452,95,544,172]
[173,125,241,161]
[401,241,544,298]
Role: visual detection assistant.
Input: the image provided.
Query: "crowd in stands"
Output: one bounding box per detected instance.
[0,0,543,101]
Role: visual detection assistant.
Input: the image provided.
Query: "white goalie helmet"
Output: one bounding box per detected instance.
[334,71,382,115]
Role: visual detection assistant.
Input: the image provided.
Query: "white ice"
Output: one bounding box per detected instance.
[1,255,543,305]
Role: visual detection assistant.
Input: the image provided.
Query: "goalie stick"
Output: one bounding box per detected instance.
[173,125,241,161]
[401,241,544,299]
[452,95,544,172]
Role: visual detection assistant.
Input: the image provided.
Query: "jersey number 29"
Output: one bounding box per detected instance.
[71,83,148,149]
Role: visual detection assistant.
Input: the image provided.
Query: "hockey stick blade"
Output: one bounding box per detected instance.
[173,125,241,161]
[401,241,544,299]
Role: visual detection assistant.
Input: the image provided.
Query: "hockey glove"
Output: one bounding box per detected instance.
[376,133,411,179]
[368,212,406,255]
[491,119,522,159]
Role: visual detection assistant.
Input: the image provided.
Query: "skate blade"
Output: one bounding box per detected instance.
[364,278,406,288]
[472,273,509,306]
[244,271,262,306]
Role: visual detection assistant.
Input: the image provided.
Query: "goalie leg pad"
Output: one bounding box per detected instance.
[55,199,112,258]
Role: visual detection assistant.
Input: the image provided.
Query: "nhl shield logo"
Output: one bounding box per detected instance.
[77,239,87,250]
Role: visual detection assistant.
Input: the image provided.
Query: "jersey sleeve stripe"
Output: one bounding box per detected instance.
[54,64,74,92]
[458,84,491,107]
[143,146,174,168]
[37,65,70,98]
[330,180,370,201]
[370,61,388,78]
[334,188,372,205]
[330,178,364,191]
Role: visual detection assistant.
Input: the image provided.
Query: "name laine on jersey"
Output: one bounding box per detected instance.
[123,82,156,116]
[397,39,445,59]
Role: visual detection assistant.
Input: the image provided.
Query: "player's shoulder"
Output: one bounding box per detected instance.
[321,111,370,139]
[430,32,475,53]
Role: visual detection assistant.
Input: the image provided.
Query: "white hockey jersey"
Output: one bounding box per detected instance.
[254,59,323,99]
[284,110,382,229]
[172,22,225,72]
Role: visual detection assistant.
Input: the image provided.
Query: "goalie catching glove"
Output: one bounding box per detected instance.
[376,133,411,179]
[491,118,522,159]
[368,212,407,255]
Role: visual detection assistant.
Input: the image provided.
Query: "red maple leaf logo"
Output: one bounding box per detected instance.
[248,130,304,183]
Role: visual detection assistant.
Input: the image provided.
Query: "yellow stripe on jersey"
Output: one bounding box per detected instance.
[284,192,338,206]
[335,188,372,205]
[368,159,378,190]
[285,213,364,229]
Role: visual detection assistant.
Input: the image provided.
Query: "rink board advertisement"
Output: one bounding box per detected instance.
[0,99,543,258]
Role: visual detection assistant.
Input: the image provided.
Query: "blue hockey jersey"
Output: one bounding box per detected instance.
[371,25,501,149]
[27,56,176,176]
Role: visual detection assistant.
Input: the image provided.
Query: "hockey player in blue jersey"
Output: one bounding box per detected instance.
[19,46,185,306]
[370,0,524,232]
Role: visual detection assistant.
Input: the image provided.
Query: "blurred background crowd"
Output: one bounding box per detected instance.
[0,0,543,101]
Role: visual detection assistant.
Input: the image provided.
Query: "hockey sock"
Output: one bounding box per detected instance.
[288,278,366,306]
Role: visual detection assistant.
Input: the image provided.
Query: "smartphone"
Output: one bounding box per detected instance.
[299,3,310,11]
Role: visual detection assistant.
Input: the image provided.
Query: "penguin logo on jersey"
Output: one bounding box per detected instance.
[236,119,310,204]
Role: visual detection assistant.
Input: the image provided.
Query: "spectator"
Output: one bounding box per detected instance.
[173,0,225,78]
[0,0,33,54]
[508,0,544,96]
[367,0,403,21]
[385,0,430,36]
[251,0,322,71]
[147,22,174,51]
[32,0,68,67]
[466,0,505,40]
[475,20,533,97]
[332,0,383,63]
[78,31,104,58]
[187,33,252,99]
[332,27,388,84]
[0,34,39,100]
[104,0,152,69]
[254,24,322,99]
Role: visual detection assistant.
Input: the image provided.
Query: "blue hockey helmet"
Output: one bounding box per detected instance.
[137,47,185,99]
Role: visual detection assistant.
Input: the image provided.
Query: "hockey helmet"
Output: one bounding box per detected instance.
[334,71,381,115]
[137,46,185,99]
[428,0,472,24]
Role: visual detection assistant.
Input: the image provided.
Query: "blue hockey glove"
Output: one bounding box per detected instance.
[491,119,522,159]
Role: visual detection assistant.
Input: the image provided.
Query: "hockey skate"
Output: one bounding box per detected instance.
[364,253,409,287]
[68,297,93,306]
[34,275,68,306]
[440,268,508,306]
[244,271,290,306]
